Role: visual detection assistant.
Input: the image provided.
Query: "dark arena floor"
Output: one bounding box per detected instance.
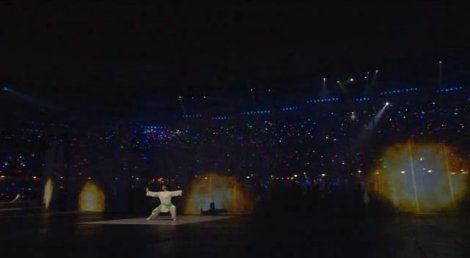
[1,207,469,258]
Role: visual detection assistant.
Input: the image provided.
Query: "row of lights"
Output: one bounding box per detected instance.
[144,125,164,130]
[153,86,462,123]
[240,110,271,115]
[355,97,373,102]
[212,116,232,120]
[379,88,418,95]
[280,106,300,111]
[306,97,340,104]
[436,87,464,93]
[182,114,203,119]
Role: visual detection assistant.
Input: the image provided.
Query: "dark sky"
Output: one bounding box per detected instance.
[0,2,469,116]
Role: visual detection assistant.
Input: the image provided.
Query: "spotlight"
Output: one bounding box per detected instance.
[178,96,182,100]
[385,102,390,106]
[350,112,357,120]
[2,86,8,92]
[323,78,327,81]
[349,78,354,82]
[375,70,379,73]
[439,60,443,64]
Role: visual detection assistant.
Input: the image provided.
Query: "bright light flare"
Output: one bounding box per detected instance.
[370,142,468,213]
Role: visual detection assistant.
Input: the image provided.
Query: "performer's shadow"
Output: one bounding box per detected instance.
[200,202,227,215]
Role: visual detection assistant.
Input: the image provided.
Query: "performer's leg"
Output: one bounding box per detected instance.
[170,205,177,221]
[147,206,161,220]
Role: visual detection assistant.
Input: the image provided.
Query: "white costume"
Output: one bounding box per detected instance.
[146,189,183,221]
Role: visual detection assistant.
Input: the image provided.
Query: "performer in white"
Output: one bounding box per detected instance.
[146,185,183,221]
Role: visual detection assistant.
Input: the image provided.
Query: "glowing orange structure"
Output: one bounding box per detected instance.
[78,181,105,212]
[184,173,255,214]
[370,141,468,213]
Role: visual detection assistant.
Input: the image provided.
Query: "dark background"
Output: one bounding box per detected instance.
[0,2,469,121]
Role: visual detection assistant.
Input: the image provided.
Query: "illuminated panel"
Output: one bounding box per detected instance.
[43,178,53,209]
[184,173,255,214]
[78,181,105,212]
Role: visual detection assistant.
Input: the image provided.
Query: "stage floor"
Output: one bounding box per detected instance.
[0,207,24,211]
[1,210,469,258]
[80,215,232,226]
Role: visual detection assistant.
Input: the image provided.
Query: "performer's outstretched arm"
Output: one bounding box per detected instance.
[170,190,183,197]
[146,188,160,197]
